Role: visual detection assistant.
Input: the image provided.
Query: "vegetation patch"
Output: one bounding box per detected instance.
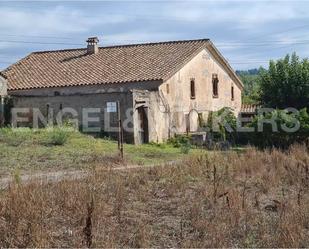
[0,128,202,175]
[0,144,308,247]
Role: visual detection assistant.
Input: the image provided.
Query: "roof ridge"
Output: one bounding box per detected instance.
[99,38,210,49]
[31,38,210,54]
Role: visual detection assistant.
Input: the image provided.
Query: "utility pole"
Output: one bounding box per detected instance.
[117,101,124,159]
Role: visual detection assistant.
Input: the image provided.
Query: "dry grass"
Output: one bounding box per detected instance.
[0,144,308,247]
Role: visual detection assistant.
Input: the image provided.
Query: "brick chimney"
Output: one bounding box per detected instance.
[86,37,99,55]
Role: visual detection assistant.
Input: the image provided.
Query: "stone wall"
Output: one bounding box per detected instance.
[159,47,243,138]
[9,81,162,143]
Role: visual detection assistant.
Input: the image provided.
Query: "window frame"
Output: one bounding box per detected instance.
[190,78,196,99]
[212,74,219,98]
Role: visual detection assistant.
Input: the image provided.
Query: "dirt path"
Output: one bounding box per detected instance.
[0,161,179,190]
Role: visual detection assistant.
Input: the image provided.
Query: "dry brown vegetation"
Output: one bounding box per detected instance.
[0,144,309,247]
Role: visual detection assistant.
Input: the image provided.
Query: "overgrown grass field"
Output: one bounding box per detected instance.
[0,128,202,176]
[0,144,308,247]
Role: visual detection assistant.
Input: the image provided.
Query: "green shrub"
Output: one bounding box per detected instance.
[44,127,70,146]
[180,142,191,154]
[240,108,309,148]
[168,134,191,148]
[206,107,237,143]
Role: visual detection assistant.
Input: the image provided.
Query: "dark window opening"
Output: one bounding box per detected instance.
[212,74,219,98]
[59,103,63,110]
[54,91,60,96]
[231,86,234,101]
[190,79,196,99]
[46,104,50,121]
[166,84,169,94]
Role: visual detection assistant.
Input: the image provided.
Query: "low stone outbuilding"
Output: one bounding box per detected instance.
[1,38,243,144]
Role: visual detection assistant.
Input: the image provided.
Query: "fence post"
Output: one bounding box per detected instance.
[117,101,124,159]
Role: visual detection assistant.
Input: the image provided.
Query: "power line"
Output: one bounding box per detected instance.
[244,24,309,43]
[0,34,74,40]
[0,39,83,46]
[0,38,308,47]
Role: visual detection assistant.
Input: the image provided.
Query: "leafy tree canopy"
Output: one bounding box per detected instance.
[258,53,309,109]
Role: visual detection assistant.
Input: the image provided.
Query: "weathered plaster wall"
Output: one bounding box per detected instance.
[159,48,242,137]
[131,90,169,144]
[9,81,162,143]
[9,81,162,96]
[0,75,7,96]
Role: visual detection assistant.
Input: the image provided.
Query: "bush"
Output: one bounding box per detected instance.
[168,134,191,148]
[206,107,237,143]
[240,108,309,148]
[180,142,191,154]
[44,127,70,146]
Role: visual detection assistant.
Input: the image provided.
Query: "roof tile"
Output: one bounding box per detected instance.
[3,39,210,90]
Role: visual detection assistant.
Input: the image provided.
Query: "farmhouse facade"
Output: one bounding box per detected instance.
[2,38,243,144]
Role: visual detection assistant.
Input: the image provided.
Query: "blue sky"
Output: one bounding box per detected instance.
[0,0,309,70]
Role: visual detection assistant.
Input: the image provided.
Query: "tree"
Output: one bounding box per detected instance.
[237,68,261,104]
[259,53,309,109]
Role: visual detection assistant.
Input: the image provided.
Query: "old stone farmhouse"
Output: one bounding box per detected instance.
[1,38,243,144]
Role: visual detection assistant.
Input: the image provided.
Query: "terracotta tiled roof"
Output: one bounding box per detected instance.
[2,38,242,91]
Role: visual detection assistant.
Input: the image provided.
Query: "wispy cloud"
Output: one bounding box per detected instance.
[0,6,129,36]
[1,1,309,70]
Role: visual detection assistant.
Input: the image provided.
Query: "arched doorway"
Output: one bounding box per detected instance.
[186,108,200,133]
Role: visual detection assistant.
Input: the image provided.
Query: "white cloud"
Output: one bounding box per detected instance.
[0,6,129,36]
[162,1,308,28]
[1,1,309,71]
[102,31,182,45]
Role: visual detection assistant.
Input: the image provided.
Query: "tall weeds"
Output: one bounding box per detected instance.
[0,144,308,247]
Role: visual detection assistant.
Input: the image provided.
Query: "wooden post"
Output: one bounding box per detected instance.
[117,101,120,150]
[120,118,124,159]
[117,101,124,159]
